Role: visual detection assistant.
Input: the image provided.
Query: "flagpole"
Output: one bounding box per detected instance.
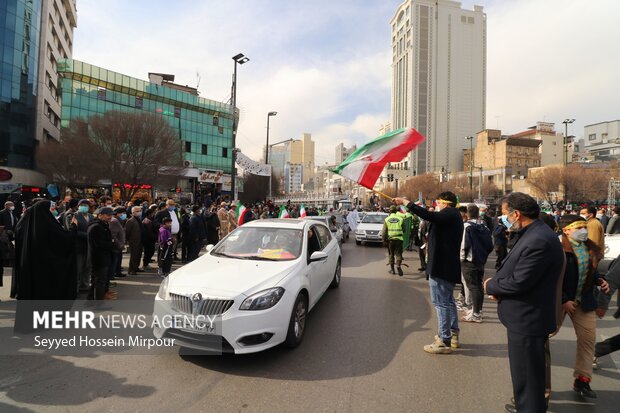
[372,190,394,201]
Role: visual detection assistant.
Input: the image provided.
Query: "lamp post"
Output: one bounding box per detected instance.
[562,118,575,166]
[265,111,277,164]
[230,53,250,201]
[265,111,278,199]
[268,138,294,200]
[465,136,474,199]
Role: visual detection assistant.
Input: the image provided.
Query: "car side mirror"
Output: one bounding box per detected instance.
[309,251,328,263]
[205,244,214,252]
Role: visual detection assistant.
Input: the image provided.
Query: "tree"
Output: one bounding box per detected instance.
[526,166,563,202]
[37,111,183,201]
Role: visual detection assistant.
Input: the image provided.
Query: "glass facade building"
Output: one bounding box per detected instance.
[0,0,42,169]
[57,59,235,173]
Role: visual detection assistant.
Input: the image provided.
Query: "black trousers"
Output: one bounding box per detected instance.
[507,330,547,413]
[461,261,485,314]
[495,245,507,269]
[418,247,426,269]
[595,333,620,358]
[143,241,155,267]
[89,265,109,300]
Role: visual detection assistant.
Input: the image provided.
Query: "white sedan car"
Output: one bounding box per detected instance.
[355,212,388,245]
[153,219,341,354]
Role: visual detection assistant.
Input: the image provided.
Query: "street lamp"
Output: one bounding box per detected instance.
[465,136,474,199]
[265,111,277,164]
[562,118,575,165]
[230,53,250,201]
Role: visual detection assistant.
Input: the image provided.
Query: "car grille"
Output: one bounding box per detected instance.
[169,293,234,316]
[366,230,379,235]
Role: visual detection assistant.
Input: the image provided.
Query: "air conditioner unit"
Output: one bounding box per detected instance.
[183,160,193,168]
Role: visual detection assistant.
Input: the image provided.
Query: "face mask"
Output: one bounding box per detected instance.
[78,205,89,213]
[120,213,127,221]
[168,206,175,212]
[571,228,588,242]
[133,212,141,218]
[480,211,486,217]
[500,214,513,230]
[51,209,58,217]
[580,214,588,220]
[596,214,603,219]
[9,206,15,211]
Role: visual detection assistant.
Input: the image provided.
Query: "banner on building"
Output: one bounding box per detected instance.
[235,151,272,177]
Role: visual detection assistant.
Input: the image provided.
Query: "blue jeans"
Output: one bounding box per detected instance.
[429,276,459,341]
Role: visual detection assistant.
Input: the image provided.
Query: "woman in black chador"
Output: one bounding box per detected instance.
[11,200,77,300]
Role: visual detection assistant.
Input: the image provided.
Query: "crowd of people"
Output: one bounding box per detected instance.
[388,192,619,413]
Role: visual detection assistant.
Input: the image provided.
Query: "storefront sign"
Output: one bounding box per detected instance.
[0,169,13,181]
[0,183,21,194]
[198,169,224,183]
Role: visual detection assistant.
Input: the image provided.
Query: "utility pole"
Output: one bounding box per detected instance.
[466,136,474,200]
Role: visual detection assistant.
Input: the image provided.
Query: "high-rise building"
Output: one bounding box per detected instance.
[0,0,76,190]
[37,0,77,143]
[391,0,486,175]
[335,142,357,164]
[284,162,303,193]
[286,133,315,186]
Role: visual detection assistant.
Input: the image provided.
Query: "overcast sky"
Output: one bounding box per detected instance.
[73,0,620,166]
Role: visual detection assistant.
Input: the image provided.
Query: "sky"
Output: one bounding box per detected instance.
[72,0,620,167]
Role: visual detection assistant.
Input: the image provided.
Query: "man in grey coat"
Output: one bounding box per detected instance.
[125,206,144,275]
[109,207,126,278]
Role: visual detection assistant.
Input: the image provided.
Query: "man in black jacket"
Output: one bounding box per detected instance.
[395,191,464,354]
[87,207,114,300]
[0,201,18,238]
[484,193,565,413]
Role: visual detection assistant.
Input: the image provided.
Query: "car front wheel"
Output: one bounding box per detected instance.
[330,259,341,289]
[284,293,308,348]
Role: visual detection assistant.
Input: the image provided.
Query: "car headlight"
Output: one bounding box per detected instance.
[239,287,285,311]
[157,276,169,300]
[356,230,365,235]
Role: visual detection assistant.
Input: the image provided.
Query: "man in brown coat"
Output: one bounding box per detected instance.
[125,206,144,275]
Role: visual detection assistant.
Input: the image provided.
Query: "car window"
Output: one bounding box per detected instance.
[362,214,387,223]
[314,225,332,250]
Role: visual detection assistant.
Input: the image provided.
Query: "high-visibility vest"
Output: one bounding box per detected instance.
[385,214,404,240]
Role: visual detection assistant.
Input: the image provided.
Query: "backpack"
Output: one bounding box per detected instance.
[465,222,494,264]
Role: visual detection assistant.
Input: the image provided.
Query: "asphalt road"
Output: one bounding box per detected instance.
[0,241,618,413]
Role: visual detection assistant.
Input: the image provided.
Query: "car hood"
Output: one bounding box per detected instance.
[167,254,300,297]
[357,222,384,231]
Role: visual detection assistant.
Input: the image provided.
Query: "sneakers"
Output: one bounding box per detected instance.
[450,330,460,349]
[397,266,403,276]
[424,336,453,354]
[614,308,620,319]
[592,357,599,370]
[462,312,483,323]
[573,376,597,398]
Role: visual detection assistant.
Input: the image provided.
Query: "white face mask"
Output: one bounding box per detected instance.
[9,206,15,211]
[580,214,589,220]
[571,228,588,242]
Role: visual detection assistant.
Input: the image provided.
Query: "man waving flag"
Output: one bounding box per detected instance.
[300,204,307,218]
[330,128,425,190]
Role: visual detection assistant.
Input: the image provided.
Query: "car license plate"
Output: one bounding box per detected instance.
[177,317,218,335]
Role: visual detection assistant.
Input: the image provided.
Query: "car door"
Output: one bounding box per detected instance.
[306,224,326,308]
[313,224,336,295]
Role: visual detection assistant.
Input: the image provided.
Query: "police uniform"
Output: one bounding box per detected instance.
[383,207,405,276]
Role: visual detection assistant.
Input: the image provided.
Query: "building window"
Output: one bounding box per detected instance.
[588,134,596,141]
[185,141,191,152]
[222,148,228,158]
[201,144,208,155]
[213,115,218,126]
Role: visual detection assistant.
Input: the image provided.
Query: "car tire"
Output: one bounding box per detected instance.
[329,259,341,289]
[355,240,361,245]
[284,293,308,348]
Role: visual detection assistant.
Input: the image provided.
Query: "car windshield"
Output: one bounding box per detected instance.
[362,214,387,224]
[212,227,303,261]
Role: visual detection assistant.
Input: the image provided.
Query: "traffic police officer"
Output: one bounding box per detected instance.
[383,205,405,276]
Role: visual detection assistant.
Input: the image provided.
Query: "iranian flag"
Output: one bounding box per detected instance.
[299,204,307,218]
[279,208,290,218]
[330,128,425,189]
[236,204,250,226]
[399,205,408,214]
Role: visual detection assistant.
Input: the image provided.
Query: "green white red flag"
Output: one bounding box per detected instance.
[279,208,290,218]
[236,204,250,226]
[299,204,306,218]
[330,128,425,189]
